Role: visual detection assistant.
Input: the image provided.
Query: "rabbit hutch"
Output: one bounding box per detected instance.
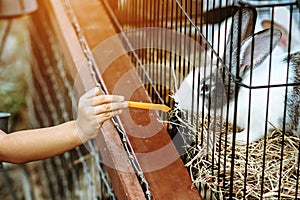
[1,0,300,199]
[103,0,300,199]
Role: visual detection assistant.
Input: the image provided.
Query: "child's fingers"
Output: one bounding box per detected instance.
[92,94,125,106]
[93,102,128,115]
[96,110,123,126]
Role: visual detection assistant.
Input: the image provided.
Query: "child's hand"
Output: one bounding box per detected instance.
[75,87,128,142]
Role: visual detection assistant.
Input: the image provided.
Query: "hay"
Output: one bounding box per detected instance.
[169,110,300,199]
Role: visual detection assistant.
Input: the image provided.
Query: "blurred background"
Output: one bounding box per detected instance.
[0,16,31,199]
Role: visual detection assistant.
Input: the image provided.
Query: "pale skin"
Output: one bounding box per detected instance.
[0,87,128,164]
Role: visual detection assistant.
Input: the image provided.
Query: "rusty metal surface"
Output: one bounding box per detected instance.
[47,0,202,198]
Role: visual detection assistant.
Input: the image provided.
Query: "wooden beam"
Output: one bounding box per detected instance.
[39,0,146,199]
[42,0,202,199]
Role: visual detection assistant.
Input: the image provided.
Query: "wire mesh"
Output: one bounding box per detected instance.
[103,0,300,199]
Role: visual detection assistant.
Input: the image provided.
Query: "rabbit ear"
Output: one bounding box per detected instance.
[237,28,282,76]
[262,20,289,50]
[225,7,257,59]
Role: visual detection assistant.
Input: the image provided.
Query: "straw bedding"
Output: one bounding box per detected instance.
[168,109,300,199]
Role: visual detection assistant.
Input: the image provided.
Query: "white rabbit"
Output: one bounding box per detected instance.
[174,6,300,143]
[175,7,257,112]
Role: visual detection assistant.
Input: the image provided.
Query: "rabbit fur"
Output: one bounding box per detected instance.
[175,6,300,143]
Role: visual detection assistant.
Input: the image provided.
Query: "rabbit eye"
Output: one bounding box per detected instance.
[201,84,209,92]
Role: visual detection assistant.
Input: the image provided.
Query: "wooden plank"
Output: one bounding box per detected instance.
[40,0,146,199]
[67,0,202,199]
